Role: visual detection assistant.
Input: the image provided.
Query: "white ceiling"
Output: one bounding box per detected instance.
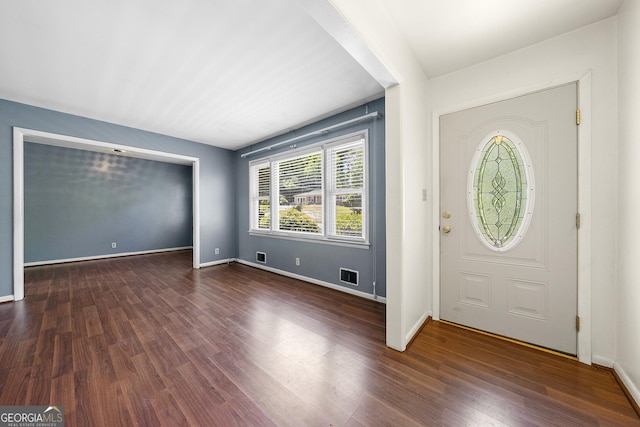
[0,0,624,150]
[379,0,623,78]
[0,0,383,150]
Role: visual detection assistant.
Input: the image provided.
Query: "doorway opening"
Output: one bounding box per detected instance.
[12,128,201,301]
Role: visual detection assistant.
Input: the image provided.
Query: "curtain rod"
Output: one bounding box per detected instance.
[240,111,382,158]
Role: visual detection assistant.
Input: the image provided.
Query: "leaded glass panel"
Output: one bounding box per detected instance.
[468,132,534,251]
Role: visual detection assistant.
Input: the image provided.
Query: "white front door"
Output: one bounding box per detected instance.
[440,83,578,355]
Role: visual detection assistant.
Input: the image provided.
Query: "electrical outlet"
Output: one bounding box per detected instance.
[215,248,220,255]
[295,257,300,266]
[111,242,117,249]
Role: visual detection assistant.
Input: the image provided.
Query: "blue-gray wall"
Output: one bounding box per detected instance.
[235,98,386,297]
[24,143,193,263]
[1,98,386,300]
[0,99,236,297]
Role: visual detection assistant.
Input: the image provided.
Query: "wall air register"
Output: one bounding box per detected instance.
[256,251,267,263]
[340,268,359,286]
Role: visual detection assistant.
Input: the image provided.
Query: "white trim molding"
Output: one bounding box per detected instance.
[591,355,614,368]
[13,128,25,301]
[0,295,15,304]
[13,128,201,301]
[405,310,432,344]
[576,71,593,365]
[614,362,640,410]
[199,258,235,268]
[432,70,593,364]
[235,259,386,303]
[24,247,193,267]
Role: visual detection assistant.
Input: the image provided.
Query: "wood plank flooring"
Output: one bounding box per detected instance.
[1,250,638,426]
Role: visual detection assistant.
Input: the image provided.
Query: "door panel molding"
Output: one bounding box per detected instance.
[432,70,592,364]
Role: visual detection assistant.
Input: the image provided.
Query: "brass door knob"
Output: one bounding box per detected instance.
[442,211,451,219]
[442,226,451,233]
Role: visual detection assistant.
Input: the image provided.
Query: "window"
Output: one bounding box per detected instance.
[467,131,534,251]
[250,162,271,230]
[327,140,365,238]
[277,150,323,233]
[249,131,368,244]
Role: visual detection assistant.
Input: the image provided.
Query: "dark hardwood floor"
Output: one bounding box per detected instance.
[1,250,637,426]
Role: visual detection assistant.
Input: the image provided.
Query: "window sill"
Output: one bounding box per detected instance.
[248,230,370,249]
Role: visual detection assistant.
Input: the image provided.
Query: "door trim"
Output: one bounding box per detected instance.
[432,70,592,364]
[13,128,202,301]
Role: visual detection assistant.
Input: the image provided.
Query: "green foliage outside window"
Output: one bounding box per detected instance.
[250,133,367,242]
[279,153,322,205]
[336,207,362,236]
[278,208,320,232]
[259,213,270,229]
[257,199,270,229]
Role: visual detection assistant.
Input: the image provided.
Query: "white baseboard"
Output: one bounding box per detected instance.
[24,246,192,267]
[405,310,432,345]
[614,361,640,410]
[591,355,615,368]
[0,295,15,304]
[199,258,236,268]
[235,259,386,303]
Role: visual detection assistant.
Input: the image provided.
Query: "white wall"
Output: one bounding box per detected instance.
[327,0,432,350]
[428,18,619,362]
[323,2,627,366]
[616,0,640,406]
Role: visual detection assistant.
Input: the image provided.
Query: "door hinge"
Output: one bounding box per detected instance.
[576,108,581,125]
[576,315,580,332]
[576,213,581,229]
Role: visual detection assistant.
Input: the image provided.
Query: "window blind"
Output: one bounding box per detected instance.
[276,151,323,234]
[327,139,365,238]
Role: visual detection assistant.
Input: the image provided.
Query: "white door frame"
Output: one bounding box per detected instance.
[432,71,592,364]
[12,128,201,301]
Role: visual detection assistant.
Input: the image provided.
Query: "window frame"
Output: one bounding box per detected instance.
[273,146,325,236]
[249,161,271,231]
[248,130,369,246]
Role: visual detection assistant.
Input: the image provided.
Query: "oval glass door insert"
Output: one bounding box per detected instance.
[468,131,535,251]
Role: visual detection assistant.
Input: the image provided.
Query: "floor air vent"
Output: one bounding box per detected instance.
[256,251,267,263]
[340,268,359,286]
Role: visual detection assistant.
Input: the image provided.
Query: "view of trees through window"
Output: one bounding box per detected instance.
[256,165,270,230]
[331,144,364,237]
[251,133,367,241]
[278,152,323,233]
